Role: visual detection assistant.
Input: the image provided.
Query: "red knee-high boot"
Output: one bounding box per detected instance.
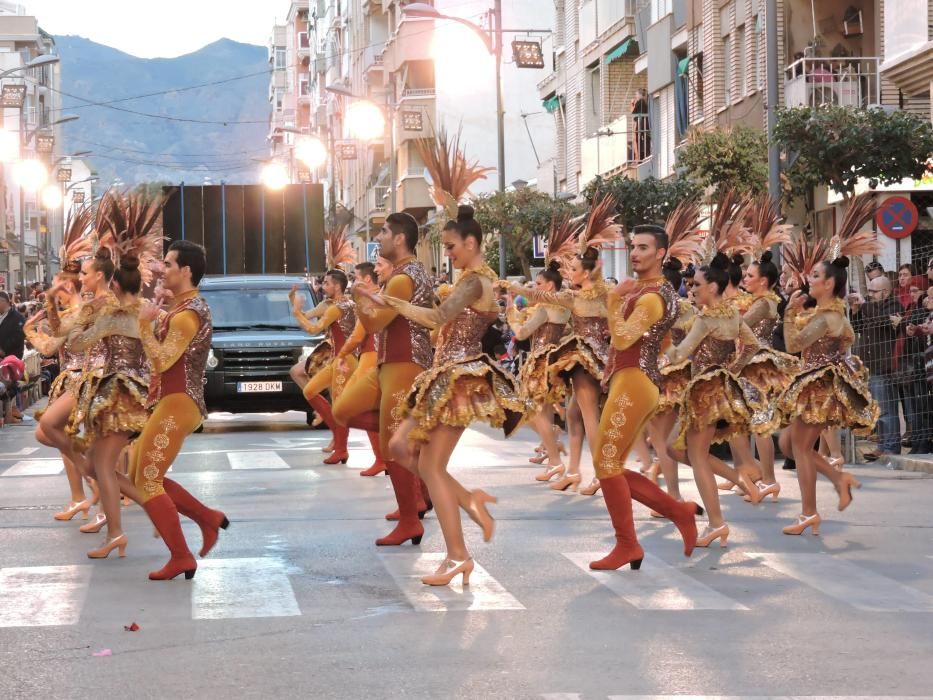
[359,431,387,476]
[376,462,424,546]
[163,478,229,558]
[323,425,350,464]
[307,395,336,431]
[589,474,644,571]
[143,493,198,580]
[624,470,700,557]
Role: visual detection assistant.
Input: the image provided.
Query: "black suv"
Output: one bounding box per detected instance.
[199,275,323,420]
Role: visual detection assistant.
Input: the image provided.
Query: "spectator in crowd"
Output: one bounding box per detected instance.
[0,291,26,425]
[851,275,901,459]
[892,264,932,454]
[908,289,933,395]
[865,260,885,283]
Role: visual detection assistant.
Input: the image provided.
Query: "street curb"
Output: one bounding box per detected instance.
[882,454,933,474]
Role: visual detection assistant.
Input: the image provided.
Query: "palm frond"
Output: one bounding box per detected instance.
[414,125,494,217]
[664,199,704,266]
[326,226,356,269]
[830,193,880,259]
[578,194,621,255]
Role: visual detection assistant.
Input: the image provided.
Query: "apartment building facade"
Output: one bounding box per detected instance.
[0,5,63,288]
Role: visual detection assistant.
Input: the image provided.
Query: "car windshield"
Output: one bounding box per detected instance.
[201,287,317,331]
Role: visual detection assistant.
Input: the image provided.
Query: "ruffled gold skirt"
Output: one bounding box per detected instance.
[676,367,772,446]
[403,354,527,444]
[777,358,879,433]
[740,348,800,400]
[304,340,332,377]
[518,342,560,412]
[658,359,691,413]
[545,335,606,402]
[34,369,83,421]
[67,372,150,452]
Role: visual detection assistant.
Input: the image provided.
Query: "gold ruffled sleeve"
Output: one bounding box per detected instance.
[513,285,574,310]
[784,309,834,353]
[294,303,339,336]
[730,321,761,372]
[609,291,664,351]
[24,316,64,357]
[139,309,201,374]
[664,315,711,365]
[338,319,366,358]
[353,273,414,334]
[742,297,773,328]
[509,305,547,341]
[68,310,142,352]
[383,274,483,331]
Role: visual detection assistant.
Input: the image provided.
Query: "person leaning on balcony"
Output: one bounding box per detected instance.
[849,275,900,460]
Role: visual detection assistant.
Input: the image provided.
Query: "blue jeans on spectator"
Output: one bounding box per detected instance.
[869,374,900,454]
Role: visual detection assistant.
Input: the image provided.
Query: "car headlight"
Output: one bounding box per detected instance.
[206,349,219,369]
[300,345,316,361]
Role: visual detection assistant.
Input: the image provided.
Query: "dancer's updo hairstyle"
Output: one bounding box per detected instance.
[661,256,684,290]
[727,253,745,287]
[113,254,142,295]
[92,248,115,281]
[751,250,780,289]
[445,204,483,246]
[821,256,850,298]
[538,259,563,290]
[699,252,731,294]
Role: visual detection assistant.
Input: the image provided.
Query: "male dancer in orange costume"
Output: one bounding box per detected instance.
[133,240,227,580]
[338,213,434,545]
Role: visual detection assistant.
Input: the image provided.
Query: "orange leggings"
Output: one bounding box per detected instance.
[131,393,203,502]
[594,368,659,480]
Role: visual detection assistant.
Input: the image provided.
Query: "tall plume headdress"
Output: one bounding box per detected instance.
[414,125,494,220]
[746,193,793,260]
[664,199,704,266]
[700,187,754,263]
[829,193,881,260]
[544,212,580,276]
[58,205,95,276]
[577,194,621,258]
[325,225,357,269]
[96,190,168,287]
[782,234,830,288]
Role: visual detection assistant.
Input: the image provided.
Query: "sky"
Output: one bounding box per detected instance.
[19,0,279,57]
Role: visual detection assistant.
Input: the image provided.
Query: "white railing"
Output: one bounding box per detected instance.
[369,185,388,213]
[400,87,435,99]
[580,113,651,185]
[784,57,881,109]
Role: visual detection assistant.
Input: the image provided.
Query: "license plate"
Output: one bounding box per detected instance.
[237,381,283,393]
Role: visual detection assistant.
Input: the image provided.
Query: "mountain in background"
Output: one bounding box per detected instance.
[53,36,270,186]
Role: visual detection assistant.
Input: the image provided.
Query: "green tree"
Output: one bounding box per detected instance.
[582,174,699,238]
[472,188,583,277]
[774,105,933,204]
[133,180,174,199]
[677,125,768,196]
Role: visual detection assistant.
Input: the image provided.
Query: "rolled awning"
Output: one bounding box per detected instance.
[677,56,691,76]
[543,95,561,113]
[605,37,634,65]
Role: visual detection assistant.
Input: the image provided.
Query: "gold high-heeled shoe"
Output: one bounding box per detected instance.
[87,533,128,559]
[836,471,861,511]
[466,490,497,542]
[54,500,91,521]
[783,512,821,536]
[579,478,601,496]
[550,473,581,492]
[696,523,730,548]
[534,464,565,482]
[422,557,474,586]
[79,512,107,534]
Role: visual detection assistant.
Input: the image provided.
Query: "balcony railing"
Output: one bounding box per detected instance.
[580,113,651,186]
[369,185,388,214]
[400,87,435,100]
[784,57,881,109]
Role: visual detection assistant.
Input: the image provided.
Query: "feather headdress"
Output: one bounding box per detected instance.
[325,225,356,269]
[664,199,704,266]
[96,190,167,287]
[700,188,754,262]
[414,126,494,220]
[829,193,880,260]
[545,212,580,275]
[746,193,794,260]
[577,194,621,256]
[58,206,95,275]
[782,234,830,288]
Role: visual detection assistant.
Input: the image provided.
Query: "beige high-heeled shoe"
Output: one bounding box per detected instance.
[79,512,107,534]
[828,456,844,472]
[836,471,861,511]
[696,523,730,548]
[783,512,821,536]
[579,478,601,496]
[550,473,581,492]
[54,500,91,521]
[534,464,565,482]
[87,533,128,559]
[466,490,497,542]
[744,481,781,503]
[422,557,474,586]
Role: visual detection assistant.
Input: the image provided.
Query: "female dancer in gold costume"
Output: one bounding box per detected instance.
[359,206,524,586]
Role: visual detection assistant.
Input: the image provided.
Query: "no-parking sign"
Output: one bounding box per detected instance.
[876,196,919,239]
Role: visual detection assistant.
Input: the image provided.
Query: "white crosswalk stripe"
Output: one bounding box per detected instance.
[378,552,525,612]
[749,552,933,612]
[564,552,749,611]
[0,565,92,627]
[227,450,291,470]
[1,458,64,477]
[191,558,301,620]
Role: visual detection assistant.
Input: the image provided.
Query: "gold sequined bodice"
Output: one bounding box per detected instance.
[750,316,779,346]
[103,334,148,384]
[692,336,737,376]
[801,334,849,372]
[435,306,498,365]
[533,321,566,351]
[572,313,609,361]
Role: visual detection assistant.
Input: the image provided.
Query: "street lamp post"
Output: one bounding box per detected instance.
[402,2,550,278]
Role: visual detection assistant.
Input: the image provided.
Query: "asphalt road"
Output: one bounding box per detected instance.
[1,411,931,700]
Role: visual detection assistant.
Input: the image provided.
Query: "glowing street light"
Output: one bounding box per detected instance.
[262,162,289,190]
[14,158,48,192]
[346,100,386,141]
[41,184,63,209]
[295,136,327,169]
